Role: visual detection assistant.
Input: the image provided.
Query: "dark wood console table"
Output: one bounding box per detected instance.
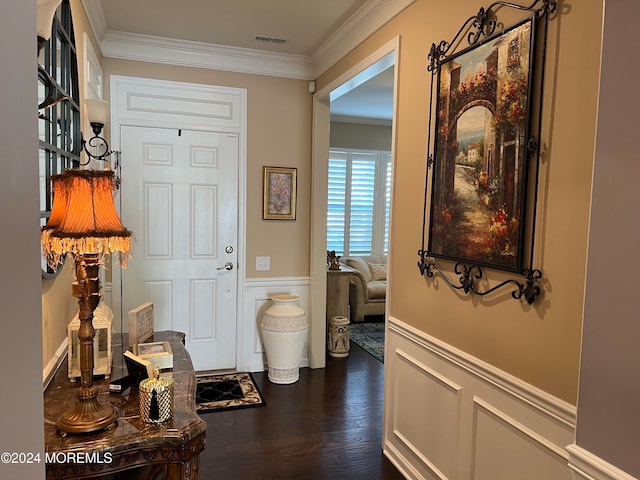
[44,331,206,479]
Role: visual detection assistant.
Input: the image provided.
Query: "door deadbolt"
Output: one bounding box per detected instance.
[225,246,234,254]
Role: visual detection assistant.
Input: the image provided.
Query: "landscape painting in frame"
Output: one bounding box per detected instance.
[428,17,535,272]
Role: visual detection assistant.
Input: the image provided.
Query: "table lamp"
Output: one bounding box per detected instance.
[42,169,131,434]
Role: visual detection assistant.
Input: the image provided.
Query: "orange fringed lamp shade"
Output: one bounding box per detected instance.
[43,173,68,231]
[41,169,132,268]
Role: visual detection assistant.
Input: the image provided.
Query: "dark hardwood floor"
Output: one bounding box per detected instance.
[199,343,404,480]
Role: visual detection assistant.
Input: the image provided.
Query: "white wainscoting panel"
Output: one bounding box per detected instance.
[384,317,576,480]
[242,277,310,373]
[393,350,462,480]
[471,397,571,480]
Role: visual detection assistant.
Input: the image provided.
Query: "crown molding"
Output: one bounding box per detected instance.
[80,0,107,51]
[85,0,415,80]
[102,31,314,79]
[311,0,415,77]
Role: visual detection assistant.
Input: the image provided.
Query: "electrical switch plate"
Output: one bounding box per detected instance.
[256,256,270,271]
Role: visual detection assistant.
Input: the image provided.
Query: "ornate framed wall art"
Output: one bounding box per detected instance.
[418,1,557,304]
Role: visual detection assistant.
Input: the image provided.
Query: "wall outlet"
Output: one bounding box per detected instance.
[256,256,270,271]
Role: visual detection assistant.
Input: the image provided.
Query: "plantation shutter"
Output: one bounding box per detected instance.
[384,155,392,255]
[327,152,347,255]
[349,153,376,255]
[327,149,391,257]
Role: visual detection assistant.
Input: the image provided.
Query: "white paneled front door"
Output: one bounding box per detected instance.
[120,126,239,371]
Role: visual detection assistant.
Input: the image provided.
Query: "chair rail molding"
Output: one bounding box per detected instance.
[567,444,638,480]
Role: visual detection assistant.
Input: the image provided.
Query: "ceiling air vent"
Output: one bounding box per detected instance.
[254,34,287,45]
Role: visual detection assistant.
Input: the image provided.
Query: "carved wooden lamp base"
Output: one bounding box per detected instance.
[56,253,118,435]
[56,396,118,435]
[41,170,132,436]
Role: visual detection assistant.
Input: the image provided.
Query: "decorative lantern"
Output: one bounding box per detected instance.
[68,300,113,380]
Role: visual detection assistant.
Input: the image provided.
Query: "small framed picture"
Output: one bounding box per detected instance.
[128,302,154,348]
[134,341,174,369]
[263,166,297,220]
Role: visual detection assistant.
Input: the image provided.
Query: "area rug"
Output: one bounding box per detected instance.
[195,372,265,413]
[349,322,385,363]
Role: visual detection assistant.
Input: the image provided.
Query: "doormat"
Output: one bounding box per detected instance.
[195,372,265,413]
[349,322,385,363]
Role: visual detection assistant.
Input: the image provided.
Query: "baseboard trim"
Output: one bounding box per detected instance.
[383,441,424,480]
[388,316,576,428]
[43,338,68,390]
[567,444,637,480]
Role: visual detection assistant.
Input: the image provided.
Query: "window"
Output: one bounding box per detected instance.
[327,149,391,257]
[38,0,80,277]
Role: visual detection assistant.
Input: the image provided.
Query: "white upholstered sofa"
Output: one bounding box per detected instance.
[339,255,387,322]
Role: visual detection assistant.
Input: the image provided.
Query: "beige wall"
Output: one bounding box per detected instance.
[317,0,603,404]
[102,59,313,280]
[42,262,76,368]
[330,121,392,151]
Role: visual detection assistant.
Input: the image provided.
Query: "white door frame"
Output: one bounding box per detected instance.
[309,37,400,368]
[109,75,248,371]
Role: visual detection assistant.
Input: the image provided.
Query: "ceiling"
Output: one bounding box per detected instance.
[95,0,394,122]
[98,0,368,56]
[330,65,394,123]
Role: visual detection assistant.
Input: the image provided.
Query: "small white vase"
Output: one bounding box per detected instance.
[260,294,308,384]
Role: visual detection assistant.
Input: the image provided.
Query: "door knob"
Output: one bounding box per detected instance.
[217,262,234,271]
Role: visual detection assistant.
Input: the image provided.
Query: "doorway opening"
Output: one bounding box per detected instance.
[309,38,399,368]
